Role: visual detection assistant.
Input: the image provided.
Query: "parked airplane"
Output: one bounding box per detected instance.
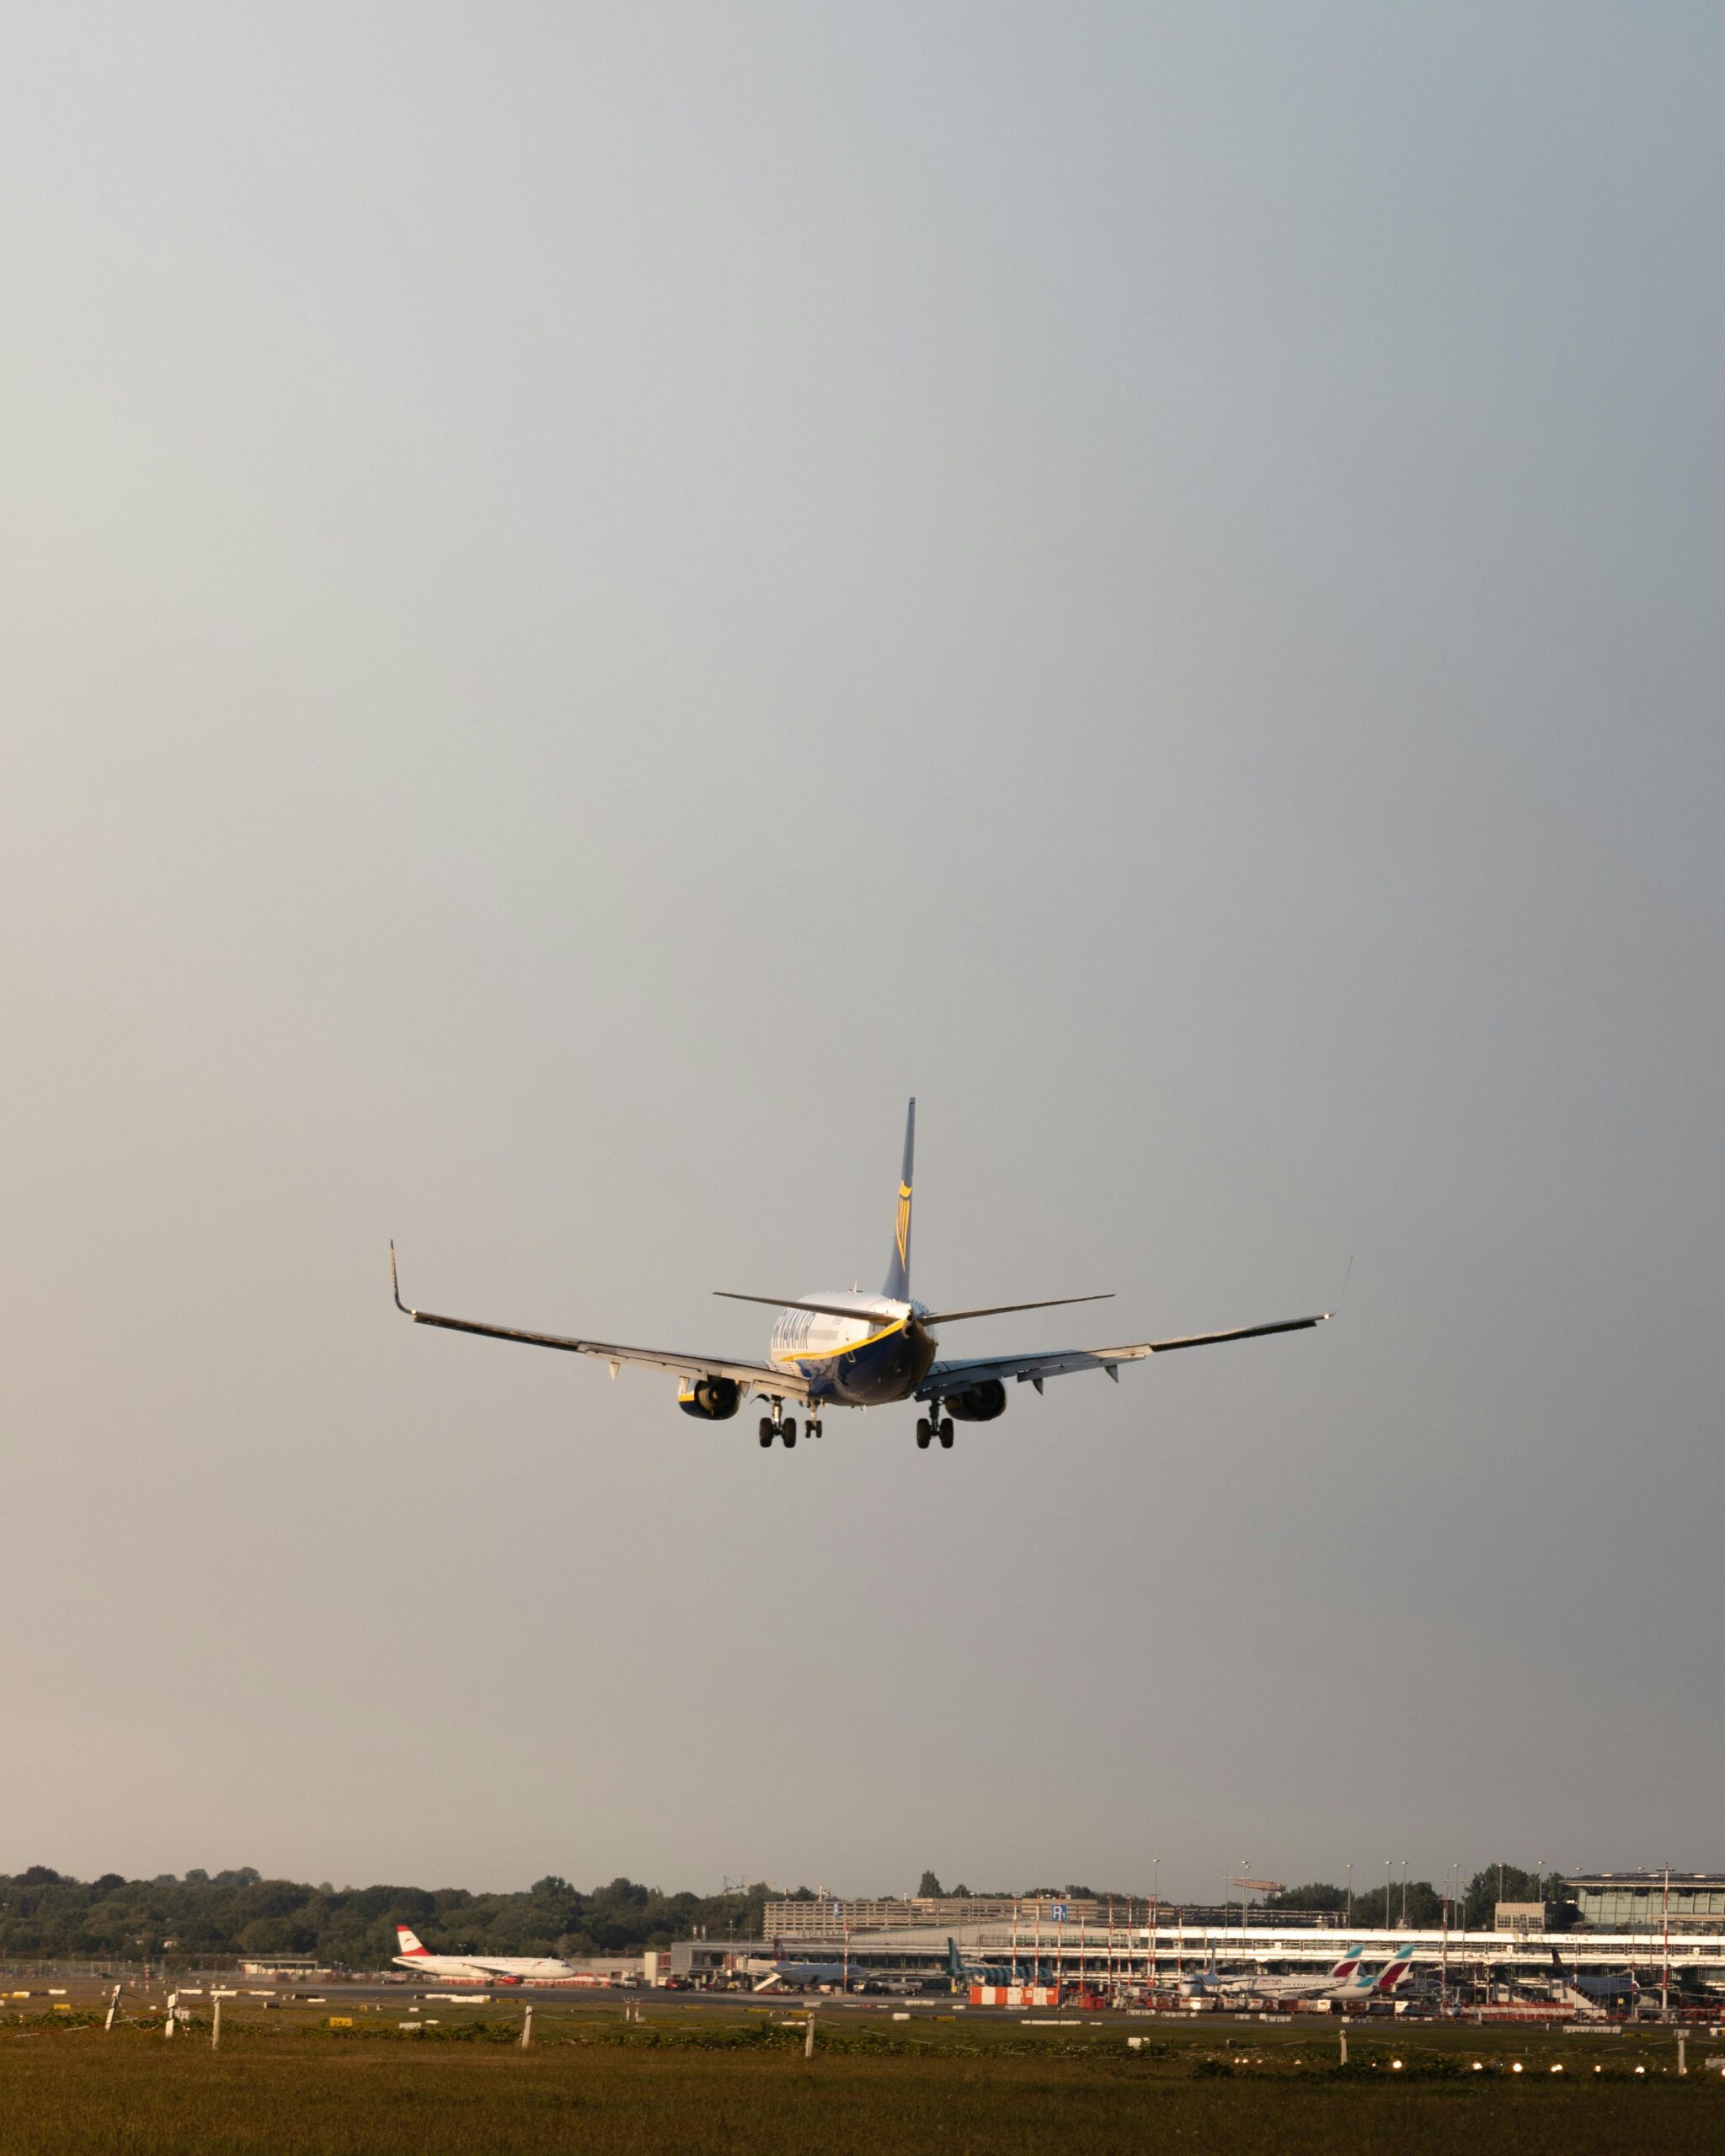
[1544,1944,1636,2011]
[1213,1945,1370,2004]
[392,1926,575,1985]
[1354,1947,1419,2004]
[1246,1945,1418,2007]
[743,1943,927,1993]
[391,1102,1328,1450]
[747,1955,857,1992]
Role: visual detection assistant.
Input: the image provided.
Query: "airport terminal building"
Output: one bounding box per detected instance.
[761,1896,1112,1938]
[669,1885,1725,1991]
[1567,1873,1725,1933]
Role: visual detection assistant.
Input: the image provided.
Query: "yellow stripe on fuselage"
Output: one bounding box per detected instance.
[775,1315,909,1365]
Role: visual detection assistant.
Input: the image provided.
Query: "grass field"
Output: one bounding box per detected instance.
[0,2004,1718,2154]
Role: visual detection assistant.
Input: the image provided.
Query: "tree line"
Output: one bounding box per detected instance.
[1267,1865,1578,1930]
[0,1867,791,1966]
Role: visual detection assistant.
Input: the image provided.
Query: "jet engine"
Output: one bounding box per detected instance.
[945,1379,1007,1422]
[678,1375,742,1421]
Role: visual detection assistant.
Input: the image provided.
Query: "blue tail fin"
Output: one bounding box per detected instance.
[884,1099,915,1299]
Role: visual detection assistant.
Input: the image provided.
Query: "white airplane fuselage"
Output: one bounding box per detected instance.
[768,1294,937,1407]
[393,1954,574,1984]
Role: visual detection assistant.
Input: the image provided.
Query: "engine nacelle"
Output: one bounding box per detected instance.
[678,1375,742,1421]
[945,1379,1007,1422]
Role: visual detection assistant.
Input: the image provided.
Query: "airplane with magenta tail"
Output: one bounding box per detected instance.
[390,1100,1327,1451]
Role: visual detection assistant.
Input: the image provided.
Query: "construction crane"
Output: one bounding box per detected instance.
[1229,1878,1286,1928]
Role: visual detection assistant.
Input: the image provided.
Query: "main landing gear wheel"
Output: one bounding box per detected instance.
[782,1418,798,1448]
[938,1418,954,1449]
[916,1418,932,1449]
[758,1418,774,1448]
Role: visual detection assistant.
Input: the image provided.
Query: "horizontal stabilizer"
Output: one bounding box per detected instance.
[714,1292,899,1322]
[921,1293,1113,1325]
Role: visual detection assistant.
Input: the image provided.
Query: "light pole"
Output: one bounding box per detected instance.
[1151,1859,1159,1996]
[1663,1863,1671,2017]
[1386,1860,1392,1935]
[1440,1885,1449,2012]
[1345,1863,1353,1929]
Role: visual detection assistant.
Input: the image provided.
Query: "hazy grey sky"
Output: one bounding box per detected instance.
[2,1,1722,1902]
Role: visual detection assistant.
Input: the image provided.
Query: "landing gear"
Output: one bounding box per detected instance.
[806,1418,824,1439]
[760,1404,802,1448]
[916,1401,953,1450]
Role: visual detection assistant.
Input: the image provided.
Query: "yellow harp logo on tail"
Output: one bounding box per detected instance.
[895,1183,911,1268]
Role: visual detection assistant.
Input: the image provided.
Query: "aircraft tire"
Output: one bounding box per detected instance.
[938,1419,954,1448]
[782,1421,798,1448]
[916,1418,932,1449]
[759,1420,774,1447]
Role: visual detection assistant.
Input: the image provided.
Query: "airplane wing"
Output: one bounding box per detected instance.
[918,1313,1328,1398]
[391,1247,811,1402]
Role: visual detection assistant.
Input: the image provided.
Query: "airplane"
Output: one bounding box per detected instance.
[392,1926,576,1986]
[1352,1946,1419,2005]
[742,1940,927,1993]
[1208,1945,1370,2004]
[390,1100,1328,1450]
[1543,1944,1636,2011]
[747,1955,855,1993]
[1236,1946,1416,2008]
